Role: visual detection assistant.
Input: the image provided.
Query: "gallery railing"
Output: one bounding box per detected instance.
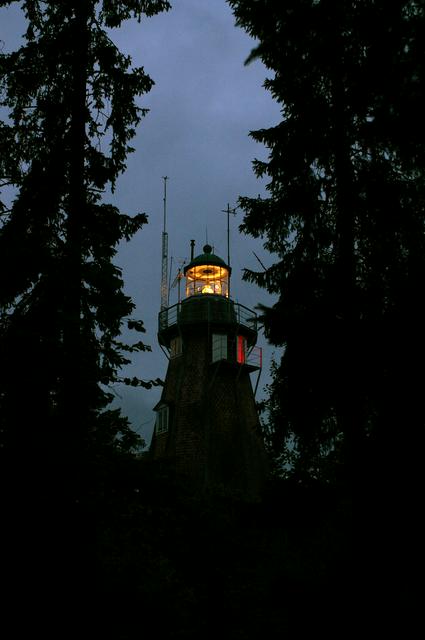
[158,298,258,333]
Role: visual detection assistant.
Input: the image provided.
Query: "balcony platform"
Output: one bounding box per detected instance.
[158,295,258,348]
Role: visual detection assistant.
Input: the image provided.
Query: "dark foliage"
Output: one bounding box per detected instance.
[227,0,425,492]
[36,463,413,638]
[0,0,170,475]
[224,2,424,628]
[0,0,170,614]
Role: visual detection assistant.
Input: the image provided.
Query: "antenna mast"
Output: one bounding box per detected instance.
[221,203,237,298]
[160,176,169,311]
[221,203,237,267]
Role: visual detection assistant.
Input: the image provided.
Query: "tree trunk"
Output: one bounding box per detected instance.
[59,1,90,522]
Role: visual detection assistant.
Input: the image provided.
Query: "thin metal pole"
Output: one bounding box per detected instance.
[221,203,237,298]
[168,255,173,306]
[163,176,168,232]
[227,204,230,267]
[160,176,169,311]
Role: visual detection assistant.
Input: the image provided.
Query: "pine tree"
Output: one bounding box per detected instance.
[0,2,170,593]
[228,0,425,486]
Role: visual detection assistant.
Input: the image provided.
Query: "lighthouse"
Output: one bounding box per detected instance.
[150,241,269,500]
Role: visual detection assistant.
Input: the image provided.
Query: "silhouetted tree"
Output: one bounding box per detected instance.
[0,1,170,612]
[0,0,169,470]
[228,0,425,490]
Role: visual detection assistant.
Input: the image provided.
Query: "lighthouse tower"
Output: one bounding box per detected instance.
[150,242,268,500]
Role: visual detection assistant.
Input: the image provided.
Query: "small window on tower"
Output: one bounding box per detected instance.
[212,334,227,362]
[237,335,247,364]
[156,405,169,434]
[170,336,182,358]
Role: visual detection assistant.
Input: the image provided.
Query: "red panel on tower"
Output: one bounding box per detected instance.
[237,335,246,363]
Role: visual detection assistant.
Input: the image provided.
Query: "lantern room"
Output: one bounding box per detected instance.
[184,244,231,298]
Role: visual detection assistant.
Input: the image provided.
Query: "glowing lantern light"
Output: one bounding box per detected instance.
[184,244,231,299]
[202,284,214,294]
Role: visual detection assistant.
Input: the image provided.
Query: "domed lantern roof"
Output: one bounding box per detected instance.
[184,244,231,298]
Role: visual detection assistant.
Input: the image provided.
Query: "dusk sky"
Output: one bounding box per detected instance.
[0,1,282,444]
